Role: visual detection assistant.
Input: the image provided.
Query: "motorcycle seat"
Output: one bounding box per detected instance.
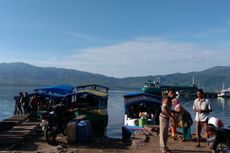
[221,128,230,136]
[225,128,230,132]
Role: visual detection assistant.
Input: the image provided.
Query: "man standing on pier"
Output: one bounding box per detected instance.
[159,89,176,153]
[159,95,173,153]
[193,89,212,147]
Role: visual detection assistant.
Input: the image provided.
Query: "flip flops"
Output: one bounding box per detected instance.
[162,149,172,153]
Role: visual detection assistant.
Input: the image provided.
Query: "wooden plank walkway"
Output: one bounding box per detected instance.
[0,115,40,150]
[0,115,29,132]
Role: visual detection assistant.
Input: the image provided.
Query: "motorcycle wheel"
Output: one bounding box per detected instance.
[212,142,229,153]
[44,125,58,145]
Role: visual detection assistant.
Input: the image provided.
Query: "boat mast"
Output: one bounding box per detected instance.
[222,83,225,90]
[192,75,195,86]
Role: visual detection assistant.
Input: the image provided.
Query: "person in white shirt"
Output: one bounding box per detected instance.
[193,89,212,147]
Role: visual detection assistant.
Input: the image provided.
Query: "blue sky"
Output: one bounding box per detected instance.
[0,0,230,77]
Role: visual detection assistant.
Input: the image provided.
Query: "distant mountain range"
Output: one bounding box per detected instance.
[0,62,229,91]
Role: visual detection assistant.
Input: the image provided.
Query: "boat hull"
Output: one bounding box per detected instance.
[78,110,108,137]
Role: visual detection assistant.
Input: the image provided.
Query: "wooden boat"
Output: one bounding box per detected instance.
[217,83,230,98]
[75,84,109,137]
[141,80,161,96]
[122,92,161,141]
[14,84,109,137]
[142,76,199,98]
[34,84,109,137]
[217,88,230,98]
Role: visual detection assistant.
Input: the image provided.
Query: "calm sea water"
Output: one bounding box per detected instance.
[0,86,230,139]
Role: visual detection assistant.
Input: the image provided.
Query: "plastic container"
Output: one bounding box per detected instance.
[138,118,146,127]
[124,114,127,125]
[76,120,91,142]
[126,119,138,126]
[66,120,78,144]
[147,119,155,124]
[74,111,79,117]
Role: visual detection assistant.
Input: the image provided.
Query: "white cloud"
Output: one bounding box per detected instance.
[27,37,230,78]
[65,32,95,40]
[64,32,111,43]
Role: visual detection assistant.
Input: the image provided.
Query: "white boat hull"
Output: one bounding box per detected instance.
[217,90,230,97]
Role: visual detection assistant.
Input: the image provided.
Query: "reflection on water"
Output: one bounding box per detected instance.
[107,90,130,138]
[215,97,230,126]
[0,88,230,138]
[181,97,230,132]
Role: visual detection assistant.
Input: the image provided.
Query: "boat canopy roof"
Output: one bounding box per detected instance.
[76,84,109,93]
[124,92,161,109]
[124,92,161,101]
[77,90,108,97]
[35,92,66,99]
[34,85,74,95]
[76,84,109,97]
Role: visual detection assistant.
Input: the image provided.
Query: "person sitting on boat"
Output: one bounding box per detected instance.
[138,103,148,119]
[139,111,148,119]
[127,106,139,119]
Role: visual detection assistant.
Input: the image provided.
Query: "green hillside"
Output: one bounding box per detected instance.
[0,62,229,91]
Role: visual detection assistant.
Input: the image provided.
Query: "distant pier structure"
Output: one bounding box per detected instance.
[204,92,217,98]
[161,84,197,98]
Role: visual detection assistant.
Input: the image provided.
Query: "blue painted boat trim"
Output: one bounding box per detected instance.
[34,85,74,95]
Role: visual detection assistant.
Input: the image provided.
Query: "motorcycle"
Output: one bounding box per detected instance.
[207,117,230,153]
[40,104,77,145]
